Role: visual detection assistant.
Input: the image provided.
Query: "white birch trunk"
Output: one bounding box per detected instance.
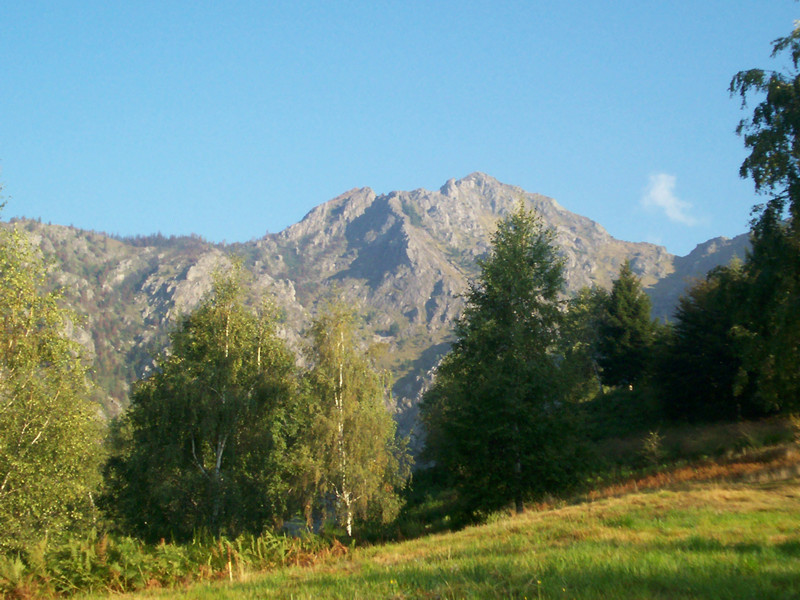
[334,328,353,536]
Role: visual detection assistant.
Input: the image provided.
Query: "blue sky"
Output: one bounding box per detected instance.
[1,2,797,256]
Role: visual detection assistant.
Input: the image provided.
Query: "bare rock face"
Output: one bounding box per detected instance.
[648,232,750,321]
[241,173,683,438]
[4,174,745,438]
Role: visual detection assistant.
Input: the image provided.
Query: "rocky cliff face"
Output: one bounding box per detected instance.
[7,173,745,439]
[648,232,750,321]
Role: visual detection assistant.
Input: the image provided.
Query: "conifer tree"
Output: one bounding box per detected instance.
[657,261,754,421]
[730,27,800,411]
[421,204,584,519]
[597,261,657,388]
[560,286,610,401]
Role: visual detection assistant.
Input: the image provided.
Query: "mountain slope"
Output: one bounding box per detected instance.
[7,173,743,436]
[649,232,750,321]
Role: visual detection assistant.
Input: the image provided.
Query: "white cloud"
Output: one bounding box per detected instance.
[641,173,698,226]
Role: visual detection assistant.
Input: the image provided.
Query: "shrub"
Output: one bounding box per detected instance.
[0,529,334,598]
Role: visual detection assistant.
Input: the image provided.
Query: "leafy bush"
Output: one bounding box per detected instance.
[0,529,333,598]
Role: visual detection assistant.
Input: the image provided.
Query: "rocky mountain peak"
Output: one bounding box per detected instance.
[4,175,747,439]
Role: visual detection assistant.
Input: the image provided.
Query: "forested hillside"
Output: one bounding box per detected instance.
[5,174,747,435]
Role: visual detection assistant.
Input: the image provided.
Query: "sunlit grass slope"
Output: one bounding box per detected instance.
[95,478,800,600]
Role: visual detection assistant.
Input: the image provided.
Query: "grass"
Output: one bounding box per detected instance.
[77,474,800,599]
[9,416,795,599]
[591,414,798,471]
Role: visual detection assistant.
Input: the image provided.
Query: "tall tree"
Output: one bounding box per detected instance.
[0,226,102,552]
[730,26,800,411]
[103,265,300,541]
[597,261,657,388]
[421,204,584,519]
[732,218,800,412]
[560,286,610,401]
[731,27,800,227]
[656,261,756,421]
[301,300,409,536]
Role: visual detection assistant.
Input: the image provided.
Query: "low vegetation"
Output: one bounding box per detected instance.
[2,419,796,599]
[72,462,800,599]
[0,530,339,598]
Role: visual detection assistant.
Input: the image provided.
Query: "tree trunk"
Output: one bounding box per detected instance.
[514,456,524,514]
[343,490,353,537]
[513,418,524,514]
[335,329,352,535]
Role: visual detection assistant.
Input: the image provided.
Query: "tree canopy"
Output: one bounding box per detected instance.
[729,26,800,412]
[656,262,755,421]
[560,286,610,402]
[597,261,658,388]
[0,226,102,551]
[103,266,300,541]
[731,27,800,227]
[421,204,585,519]
[300,299,409,536]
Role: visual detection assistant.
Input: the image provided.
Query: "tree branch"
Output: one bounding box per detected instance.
[191,435,209,479]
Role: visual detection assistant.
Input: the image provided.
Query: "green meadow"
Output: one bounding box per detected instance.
[78,476,800,600]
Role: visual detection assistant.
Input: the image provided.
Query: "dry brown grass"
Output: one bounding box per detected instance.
[595,415,796,466]
[587,445,800,502]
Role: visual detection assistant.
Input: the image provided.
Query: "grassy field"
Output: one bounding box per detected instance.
[78,474,800,600]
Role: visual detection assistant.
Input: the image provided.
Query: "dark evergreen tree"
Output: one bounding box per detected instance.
[102,266,300,541]
[733,217,800,412]
[421,204,585,519]
[560,286,610,402]
[597,261,657,388]
[656,261,757,421]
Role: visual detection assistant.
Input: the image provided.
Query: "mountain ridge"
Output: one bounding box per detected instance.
[5,173,749,438]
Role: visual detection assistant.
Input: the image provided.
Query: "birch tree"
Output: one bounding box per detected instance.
[0,226,102,551]
[103,266,300,541]
[302,300,409,536]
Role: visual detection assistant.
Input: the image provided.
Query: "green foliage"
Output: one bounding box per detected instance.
[640,430,665,466]
[732,218,800,413]
[729,26,800,413]
[560,286,610,402]
[102,265,301,541]
[422,204,587,519]
[142,480,800,600]
[648,26,800,423]
[597,260,659,388]
[377,466,462,541]
[578,386,664,443]
[300,299,411,536]
[731,27,800,225]
[0,528,331,598]
[656,261,758,421]
[0,226,103,553]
